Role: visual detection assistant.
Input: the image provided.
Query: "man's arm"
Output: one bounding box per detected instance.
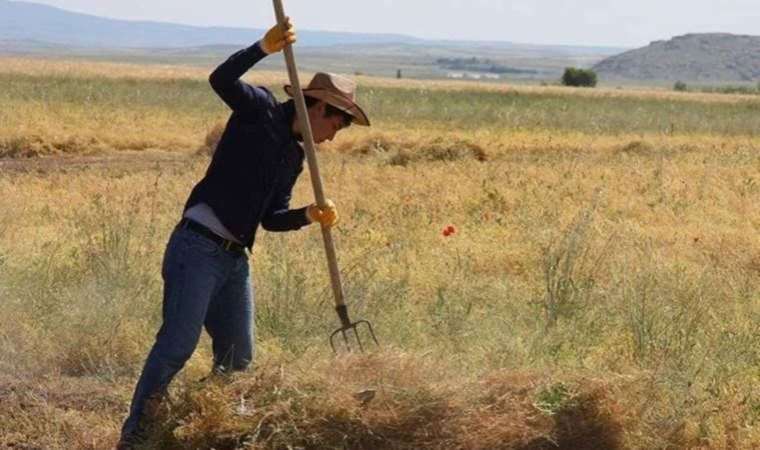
[260,175,311,232]
[208,19,296,115]
[208,42,273,116]
[260,164,339,232]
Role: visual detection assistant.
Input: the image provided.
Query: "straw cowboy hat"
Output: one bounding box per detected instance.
[284,72,370,126]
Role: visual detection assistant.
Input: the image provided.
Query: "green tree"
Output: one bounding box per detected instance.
[561,67,598,88]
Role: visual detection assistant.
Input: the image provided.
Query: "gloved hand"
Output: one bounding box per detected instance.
[260,17,297,54]
[306,199,339,228]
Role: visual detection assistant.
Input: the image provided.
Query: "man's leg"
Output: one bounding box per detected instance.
[205,254,254,372]
[121,228,226,439]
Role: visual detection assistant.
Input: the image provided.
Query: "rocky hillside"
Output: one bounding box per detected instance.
[593,33,760,82]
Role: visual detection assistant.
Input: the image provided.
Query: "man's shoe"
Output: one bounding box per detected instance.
[115,434,142,450]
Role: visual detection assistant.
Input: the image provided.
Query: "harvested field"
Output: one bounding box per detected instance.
[0,57,758,449]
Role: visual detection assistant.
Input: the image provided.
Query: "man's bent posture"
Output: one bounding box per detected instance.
[118,17,370,448]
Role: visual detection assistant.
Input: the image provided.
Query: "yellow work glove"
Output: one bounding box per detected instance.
[260,17,297,54]
[306,199,339,228]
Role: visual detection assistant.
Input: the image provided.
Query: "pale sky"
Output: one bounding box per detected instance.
[26,0,760,47]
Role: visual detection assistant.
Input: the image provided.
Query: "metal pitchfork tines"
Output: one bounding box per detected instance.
[272,0,380,353]
[330,305,379,353]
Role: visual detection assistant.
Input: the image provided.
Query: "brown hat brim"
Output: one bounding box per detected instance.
[284,85,370,126]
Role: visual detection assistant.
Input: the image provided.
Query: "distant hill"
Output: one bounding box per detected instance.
[0,0,626,80]
[0,0,423,48]
[593,33,760,82]
[0,0,627,55]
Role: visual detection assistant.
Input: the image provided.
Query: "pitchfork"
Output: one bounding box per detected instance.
[272,0,379,353]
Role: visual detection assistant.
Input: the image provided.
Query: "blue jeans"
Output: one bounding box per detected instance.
[121,226,253,438]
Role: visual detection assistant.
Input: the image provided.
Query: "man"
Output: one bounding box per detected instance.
[118,17,370,448]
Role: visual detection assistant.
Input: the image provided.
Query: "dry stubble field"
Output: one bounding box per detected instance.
[0,57,759,449]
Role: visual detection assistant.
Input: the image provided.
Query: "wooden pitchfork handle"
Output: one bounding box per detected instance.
[271,0,352,328]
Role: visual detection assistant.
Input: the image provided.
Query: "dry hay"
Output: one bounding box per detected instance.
[341,135,489,166]
[144,351,625,450]
[199,124,489,165]
[0,134,106,158]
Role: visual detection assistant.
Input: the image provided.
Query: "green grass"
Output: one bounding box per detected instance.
[0,73,218,114]
[2,72,760,138]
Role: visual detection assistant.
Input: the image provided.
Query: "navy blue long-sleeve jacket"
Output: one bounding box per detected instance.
[184,42,310,249]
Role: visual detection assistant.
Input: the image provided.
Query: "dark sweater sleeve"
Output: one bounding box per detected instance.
[208,41,272,115]
[261,171,311,232]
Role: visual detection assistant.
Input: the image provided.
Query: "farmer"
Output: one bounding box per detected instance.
[118,17,370,448]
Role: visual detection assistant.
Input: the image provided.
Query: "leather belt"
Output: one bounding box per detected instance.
[179,218,247,254]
